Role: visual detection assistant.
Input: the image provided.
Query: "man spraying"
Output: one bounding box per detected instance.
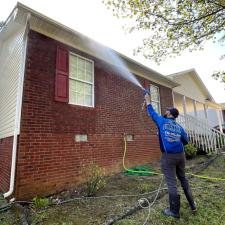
[144,93,196,218]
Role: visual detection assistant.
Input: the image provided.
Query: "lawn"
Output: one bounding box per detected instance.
[0,153,225,225]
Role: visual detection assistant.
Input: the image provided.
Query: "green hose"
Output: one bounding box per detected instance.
[123,135,225,181]
[0,204,11,213]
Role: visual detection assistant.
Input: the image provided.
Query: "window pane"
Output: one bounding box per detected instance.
[150,85,157,93]
[70,55,77,67]
[152,101,160,114]
[84,83,92,95]
[150,85,160,114]
[70,92,76,103]
[86,71,93,82]
[69,80,93,106]
[86,61,92,72]
[70,79,76,91]
[78,58,85,70]
[76,81,84,93]
[69,53,94,107]
[85,94,92,105]
[77,68,85,80]
[70,66,77,79]
[70,56,77,79]
[69,80,76,103]
[77,93,84,105]
[150,85,159,102]
[151,92,159,102]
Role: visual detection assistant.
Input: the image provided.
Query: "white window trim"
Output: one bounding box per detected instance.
[69,52,95,108]
[150,85,161,115]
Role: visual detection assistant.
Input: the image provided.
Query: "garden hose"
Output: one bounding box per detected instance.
[122,135,225,181]
[188,173,225,181]
[0,204,11,213]
[122,135,163,176]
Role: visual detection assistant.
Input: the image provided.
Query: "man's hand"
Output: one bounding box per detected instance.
[144,93,151,105]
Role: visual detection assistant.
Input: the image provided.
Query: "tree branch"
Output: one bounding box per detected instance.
[193,22,225,41]
[138,6,224,27]
[208,0,225,9]
[176,7,224,26]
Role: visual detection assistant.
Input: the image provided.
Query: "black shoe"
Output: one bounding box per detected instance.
[191,201,197,212]
[183,188,196,211]
[162,208,180,218]
[162,194,180,218]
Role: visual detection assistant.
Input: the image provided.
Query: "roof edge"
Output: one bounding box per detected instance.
[15,2,179,88]
[167,68,215,102]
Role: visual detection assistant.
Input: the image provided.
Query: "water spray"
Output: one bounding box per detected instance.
[85,39,145,90]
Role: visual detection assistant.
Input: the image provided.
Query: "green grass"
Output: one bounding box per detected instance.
[122,182,225,225]
[1,155,225,225]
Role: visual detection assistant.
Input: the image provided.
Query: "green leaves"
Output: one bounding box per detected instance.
[212,70,225,86]
[103,0,225,63]
[32,197,51,210]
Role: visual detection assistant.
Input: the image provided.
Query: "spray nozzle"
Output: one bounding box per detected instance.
[143,89,150,96]
[142,89,151,110]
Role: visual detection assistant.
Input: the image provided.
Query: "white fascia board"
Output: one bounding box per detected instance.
[16,2,179,89]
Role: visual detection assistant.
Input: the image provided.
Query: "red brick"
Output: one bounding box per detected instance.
[0,136,13,192]
[13,30,174,200]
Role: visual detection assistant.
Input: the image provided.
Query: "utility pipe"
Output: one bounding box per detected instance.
[4,12,30,199]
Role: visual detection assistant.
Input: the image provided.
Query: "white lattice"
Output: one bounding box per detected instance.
[177,114,225,153]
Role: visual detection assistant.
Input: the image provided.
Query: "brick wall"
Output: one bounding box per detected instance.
[15,30,173,199]
[0,136,13,193]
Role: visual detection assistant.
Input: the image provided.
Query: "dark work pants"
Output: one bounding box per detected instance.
[161,152,190,196]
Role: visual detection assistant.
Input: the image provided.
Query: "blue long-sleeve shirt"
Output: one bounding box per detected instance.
[147,104,189,153]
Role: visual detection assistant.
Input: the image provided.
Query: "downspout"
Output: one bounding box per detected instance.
[3,13,30,199]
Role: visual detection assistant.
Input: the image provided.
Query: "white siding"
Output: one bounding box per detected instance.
[172,74,207,103]
[0,27,25,139]
[207,108,219,128]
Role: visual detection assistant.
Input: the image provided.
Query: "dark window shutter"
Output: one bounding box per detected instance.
[55,45,69,102]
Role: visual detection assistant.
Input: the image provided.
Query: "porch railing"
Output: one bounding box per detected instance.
[177,114,225,153]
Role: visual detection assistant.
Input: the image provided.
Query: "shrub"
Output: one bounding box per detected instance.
[32,197,51,210]
[82,162,106,197]
[184,144,197,159]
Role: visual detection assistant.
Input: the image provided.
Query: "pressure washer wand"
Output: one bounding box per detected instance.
[143,89,150,96]
[142,89,151,110]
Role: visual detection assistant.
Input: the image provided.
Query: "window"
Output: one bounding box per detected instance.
[150,85,161,114]
[69,53,94,107]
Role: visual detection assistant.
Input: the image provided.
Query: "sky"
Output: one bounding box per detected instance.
[1,0,225,103]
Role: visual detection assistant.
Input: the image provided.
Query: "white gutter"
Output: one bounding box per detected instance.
[3,13,30,199]
[17,2,179,89]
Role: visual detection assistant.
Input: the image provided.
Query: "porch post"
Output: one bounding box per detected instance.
[183,96,187,115]
[204,104,208,119]
[217,109,223,133]
[194,100,197,117]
